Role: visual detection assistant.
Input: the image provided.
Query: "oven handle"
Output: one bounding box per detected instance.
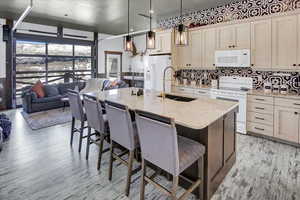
[216,97,239,102]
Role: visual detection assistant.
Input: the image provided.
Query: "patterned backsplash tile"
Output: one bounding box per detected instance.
[176,68,300,94]
[159,0,300,29]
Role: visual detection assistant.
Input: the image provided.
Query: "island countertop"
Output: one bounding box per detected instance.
[87,88,238,130]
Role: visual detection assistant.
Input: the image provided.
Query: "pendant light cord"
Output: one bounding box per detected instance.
[128,0,130,35]
[150,0,152,31]
[180,0,183,24]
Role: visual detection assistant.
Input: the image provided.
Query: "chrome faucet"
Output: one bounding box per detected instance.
[162,66,176,99]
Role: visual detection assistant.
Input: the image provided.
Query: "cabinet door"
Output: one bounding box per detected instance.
[216,26,234,50]
[251,19,272,69]
[274,106,300,143]
[202,28,216,69]
[160,32,171,53]
[272,16,298,70]
[176,45,191,68]
[190,30,202,68]
[234,23,251,49]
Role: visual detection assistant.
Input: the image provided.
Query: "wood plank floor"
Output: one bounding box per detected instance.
[0,109,299,200]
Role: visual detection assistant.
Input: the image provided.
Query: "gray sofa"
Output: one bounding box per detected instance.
[22,82,85,114]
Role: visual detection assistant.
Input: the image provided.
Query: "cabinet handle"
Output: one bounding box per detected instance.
[255,107,265,110]
[197,91,206,94]
[255,117,265,120]
[251,64,254,67]
[295,112,298,115]
[232,45,236,48]
[213,64,215,66]
[228,45,232,48]
[255,127,265,131]
[293,64,297,66]
[255,98,265,101]
[298,64,300,67]
[293,103,300,106]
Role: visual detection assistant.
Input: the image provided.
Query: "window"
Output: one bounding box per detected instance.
[15,40,93,106]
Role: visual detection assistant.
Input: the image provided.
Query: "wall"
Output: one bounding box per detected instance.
[0,19,6,78]
[159,0,300,29]
[98,33,148,75]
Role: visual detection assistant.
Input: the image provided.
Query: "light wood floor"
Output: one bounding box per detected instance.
[0,109,299,200]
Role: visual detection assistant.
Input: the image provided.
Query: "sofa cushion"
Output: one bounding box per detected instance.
[58,83,76,95]
[32,95,62,103]
[31,81,45,98]
[44,85,60,97]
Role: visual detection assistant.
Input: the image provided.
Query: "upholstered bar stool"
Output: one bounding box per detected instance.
[83,94,110,170]
[105,100,140,197]
[67,90,88,153]
[135,110,206,200]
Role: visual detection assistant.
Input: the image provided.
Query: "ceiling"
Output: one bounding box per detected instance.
[0,0,235,35]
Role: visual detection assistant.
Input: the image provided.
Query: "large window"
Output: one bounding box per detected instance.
[15,40,93,106]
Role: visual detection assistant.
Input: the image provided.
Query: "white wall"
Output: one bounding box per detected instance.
[0,19,6,78]
[98,33,148,74]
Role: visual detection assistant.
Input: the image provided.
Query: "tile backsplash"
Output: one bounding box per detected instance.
[176,68,300,94]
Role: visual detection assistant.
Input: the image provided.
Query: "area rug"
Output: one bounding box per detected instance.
[21,108,72,130]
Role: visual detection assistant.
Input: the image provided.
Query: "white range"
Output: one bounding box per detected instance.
[210,76,253,134]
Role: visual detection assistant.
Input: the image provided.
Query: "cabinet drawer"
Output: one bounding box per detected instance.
[247,102,274,114]
[248,95,273,105]
[247,122,273,137]
[274,97,300,109]
[172,87,194,94]
[247,111,273,126]
[194,89,210,96]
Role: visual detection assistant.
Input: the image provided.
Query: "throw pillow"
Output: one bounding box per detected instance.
[44,85,60,97]
[31,81,45,98]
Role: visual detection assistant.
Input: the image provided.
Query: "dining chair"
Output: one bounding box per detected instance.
[67,89,88,153]
[105,100,140,197]
[135,110,206,200]
[83,94,110,170]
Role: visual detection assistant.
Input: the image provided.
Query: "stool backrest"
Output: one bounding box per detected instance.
[105,101,136,150]
[83,94,106,133]
[135,110,180,176]
[67,90,85,121]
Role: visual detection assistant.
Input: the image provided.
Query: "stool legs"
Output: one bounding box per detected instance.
[171,176,179,200]
[70,117,75,146]
[140,159,146,200]
[198,157,204,200]
[108,141,114,181]
[97,134,105,171]
[125,150,134,196]
[78,121,85,152]
[86,127,92,160]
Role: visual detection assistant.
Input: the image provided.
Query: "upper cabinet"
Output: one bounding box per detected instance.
[251,19,272,69]
[190,30,202,68]
[272,15,298,70]
[202,28,217,69]
[216,23,250,50]
[151,30,172,54]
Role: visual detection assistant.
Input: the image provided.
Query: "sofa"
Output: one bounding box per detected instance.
[22,82,85,114]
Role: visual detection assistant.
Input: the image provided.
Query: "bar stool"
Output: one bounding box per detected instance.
[105,100,140,197]
[67,90,88,153]
[83,94,110,170]
[135,110,206,200]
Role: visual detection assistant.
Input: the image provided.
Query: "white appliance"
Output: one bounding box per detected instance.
[144,55,172,92]
[215,49,250,67]
[210,76,253,134]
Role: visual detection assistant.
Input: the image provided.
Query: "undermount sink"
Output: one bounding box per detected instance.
[157,94,196,102]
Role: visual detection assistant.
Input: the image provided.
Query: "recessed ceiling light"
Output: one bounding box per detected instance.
[149,10,154,14]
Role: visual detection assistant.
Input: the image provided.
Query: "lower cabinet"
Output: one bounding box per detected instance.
[274,106,300,143]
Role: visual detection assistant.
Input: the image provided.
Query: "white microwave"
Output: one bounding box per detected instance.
[215,49,250,67]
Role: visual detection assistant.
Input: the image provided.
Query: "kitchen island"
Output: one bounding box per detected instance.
[87,88,239,200]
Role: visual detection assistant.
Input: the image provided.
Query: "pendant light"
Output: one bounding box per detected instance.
[146,0,155,49]
[124,0,133,51]
[175,0,188,46]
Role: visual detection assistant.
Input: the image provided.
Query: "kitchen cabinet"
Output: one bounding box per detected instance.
[176,45,191,68]
[251,19,272,69]
[274,106,300,143]
[190,30,202,68]
[272,15,298,70]
[202,28,217,69]
[216,23,250,50]
[151,30,172,54]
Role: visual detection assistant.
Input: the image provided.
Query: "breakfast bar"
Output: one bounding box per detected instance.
[87,88,239,200]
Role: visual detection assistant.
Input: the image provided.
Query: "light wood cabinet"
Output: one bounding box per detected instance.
[251,19,272,69]
[216,23,250,50]
[152,30,172,54]
[190,30,202,68]
[202,28,216,69]
[274,106,300,143]
[272,15,298,70]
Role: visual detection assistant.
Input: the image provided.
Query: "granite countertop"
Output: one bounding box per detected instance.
[87,88,238,130]
[247,90,300,100]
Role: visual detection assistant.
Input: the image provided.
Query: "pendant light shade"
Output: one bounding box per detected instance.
[124,0,133,51]
[175,0,189,46]
[146,0,155,49]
